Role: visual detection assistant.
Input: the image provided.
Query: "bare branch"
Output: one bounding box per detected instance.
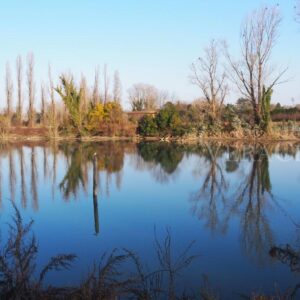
[190,39,228,121]
[5,62,13,126]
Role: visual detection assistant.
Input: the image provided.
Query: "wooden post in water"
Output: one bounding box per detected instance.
[93,153,100,235]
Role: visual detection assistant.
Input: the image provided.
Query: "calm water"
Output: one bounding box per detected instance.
[0,141,300,298]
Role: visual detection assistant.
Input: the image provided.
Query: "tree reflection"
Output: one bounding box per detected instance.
[269,244,300,298]
[0,140,299,256]
[93,153,99,235]
[138,142,184,174]
[18,147,27,208]
[270,244,300,273]
[226,146,274,265]
[51,142,58,201]
[9,149,16,202]
[43,146,49,179]
[58,142,128,234]
[0,157,2,208]
[59,142,126,200]
[136,142,184,183]
[59,144,87,199]
[0,141,132,238]
[187,143,278,265]
[30,147,38,211]
[189,143,228,234]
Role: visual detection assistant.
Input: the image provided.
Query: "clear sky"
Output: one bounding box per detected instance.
[0,0,299,109]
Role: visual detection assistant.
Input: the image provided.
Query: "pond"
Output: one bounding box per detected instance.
[0,141,300,298]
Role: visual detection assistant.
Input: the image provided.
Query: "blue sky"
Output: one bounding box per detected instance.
[0,0,299,109]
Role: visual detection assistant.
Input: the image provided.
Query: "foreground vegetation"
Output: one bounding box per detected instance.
[0,203,200,300]
[0,5,300,141]
[1,203,299,300]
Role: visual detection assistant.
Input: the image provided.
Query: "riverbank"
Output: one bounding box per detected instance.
[0,126,299,142]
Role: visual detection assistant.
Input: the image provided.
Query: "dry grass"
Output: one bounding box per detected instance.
[0,203,199,300]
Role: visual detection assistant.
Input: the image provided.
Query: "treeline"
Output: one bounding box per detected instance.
[136,99,300,138]
[137,5,296,138]
[0,55,178,138]
[0,56,136,137]
[271,103,300,122]
[0,5,298,139]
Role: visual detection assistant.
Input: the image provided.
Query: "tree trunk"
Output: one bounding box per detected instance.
[253,102,261,126]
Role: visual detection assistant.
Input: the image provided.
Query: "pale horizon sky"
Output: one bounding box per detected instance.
[0,0,299,110]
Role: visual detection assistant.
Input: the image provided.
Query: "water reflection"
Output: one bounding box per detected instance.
[229,146,274,265]
[136,142,185,183]
[9,148,16,202]
[92,153,99,235]
[270,244,300,273]
[189,143,228,234]
[269,243,300,297]
[0,141,300,267]
[137,142,184,174]
[31,147,38,211]
[18,147,27,207]
[59,144,88,199]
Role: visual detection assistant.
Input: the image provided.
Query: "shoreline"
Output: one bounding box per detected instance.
[0,133,299,143]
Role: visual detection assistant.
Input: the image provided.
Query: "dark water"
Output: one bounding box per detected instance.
[0,141,300,298]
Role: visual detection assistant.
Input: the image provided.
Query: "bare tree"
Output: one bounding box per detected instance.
[5,62,14,126]
[225,6,286,129]
[40,83,46,125]
[190,40,228,122]
[92,66,101,105]
[16,55,23,124]
[128,83,160,111]
[80,74,89,115]
[103,64,110,103]
[48,64,57,135]
[157,90,171,108]
[27,53,35,127]
[113,70,122,103]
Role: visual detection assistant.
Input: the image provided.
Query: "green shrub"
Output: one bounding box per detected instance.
[137,115,158,136]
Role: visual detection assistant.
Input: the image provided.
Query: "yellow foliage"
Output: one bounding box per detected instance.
[87,102,123,133]
[87,103,105,131]
[103,102,123,123]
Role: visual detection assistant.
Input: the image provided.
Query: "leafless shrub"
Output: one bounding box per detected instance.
[0,204,199,299]
[75,249,134,299]
[154,228,198,300]
[0,202,76,299]
[125,249,164,299]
